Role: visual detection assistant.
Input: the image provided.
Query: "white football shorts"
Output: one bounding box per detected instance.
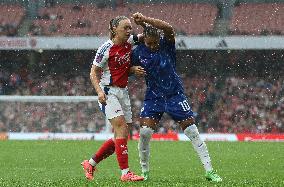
[98,86,132,123]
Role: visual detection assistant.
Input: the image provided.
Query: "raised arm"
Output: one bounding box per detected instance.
[133,12,175,43]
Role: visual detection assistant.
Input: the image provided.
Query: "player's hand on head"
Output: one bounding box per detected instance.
[133,66,146,77]
[132,12,145,25]
[98,91,107,105]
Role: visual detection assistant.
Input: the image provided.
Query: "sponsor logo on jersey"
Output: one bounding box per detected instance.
[115,51,131,66]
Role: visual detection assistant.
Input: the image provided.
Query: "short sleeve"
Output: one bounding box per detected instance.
[131,47,141,66]
[127,34,140,46]
[93,43,110,68]
[160,36,175,52]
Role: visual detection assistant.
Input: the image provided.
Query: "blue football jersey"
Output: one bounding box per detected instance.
[132,37,184,99]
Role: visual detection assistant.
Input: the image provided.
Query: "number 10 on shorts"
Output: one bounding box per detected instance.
[178,100,191,111]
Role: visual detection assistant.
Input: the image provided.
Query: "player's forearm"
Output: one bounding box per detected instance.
[90,65,103,94]
[143,16,174,33]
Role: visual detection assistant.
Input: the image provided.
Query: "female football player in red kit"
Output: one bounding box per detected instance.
[81,15,145,182]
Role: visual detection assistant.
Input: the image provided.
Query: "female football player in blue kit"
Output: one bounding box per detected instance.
[131,12,222,182]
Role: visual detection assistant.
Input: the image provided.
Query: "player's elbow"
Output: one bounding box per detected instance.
[90,66,95,78]
[164,26,175,39]
[163,24,174,32]
[167,25,174,32]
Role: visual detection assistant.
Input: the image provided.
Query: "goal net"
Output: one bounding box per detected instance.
[0,96,111,134]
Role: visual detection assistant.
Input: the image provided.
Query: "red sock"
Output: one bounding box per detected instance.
[92,138,115,164]
[115,138,129,170]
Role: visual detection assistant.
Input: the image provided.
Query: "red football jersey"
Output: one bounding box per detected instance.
[93,35,138,88]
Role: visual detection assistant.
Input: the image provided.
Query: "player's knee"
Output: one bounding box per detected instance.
[179,117,195,131]
[115,122,127,129]
[140,126,154,139]
[113,122,128,137]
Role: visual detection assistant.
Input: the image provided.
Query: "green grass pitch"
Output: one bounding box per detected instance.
[0,140,283,187]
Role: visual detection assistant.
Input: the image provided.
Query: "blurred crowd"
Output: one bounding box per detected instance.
[0,71,93,96]
[0,50,284,133]
[0,23,18,36]
[203,76,284,133]
[0,102,105,133]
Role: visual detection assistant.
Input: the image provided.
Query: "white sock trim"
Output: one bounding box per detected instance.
[121,168,129,175]
[89,158,97,166]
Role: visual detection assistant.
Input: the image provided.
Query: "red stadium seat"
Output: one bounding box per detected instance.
[230,3,284,35]
[31,3,218,36]
[0,4,25,36]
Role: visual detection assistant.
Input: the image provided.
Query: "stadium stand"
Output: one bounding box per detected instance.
[29,3,218,36]
[1,1,284,134]
[0,51,283,134]
[2,1,284,36]
[0,4,25,36]
[230,3,284,35]
[1,75,283,134]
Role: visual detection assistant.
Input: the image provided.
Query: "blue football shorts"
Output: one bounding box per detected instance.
[140,93,194,122]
